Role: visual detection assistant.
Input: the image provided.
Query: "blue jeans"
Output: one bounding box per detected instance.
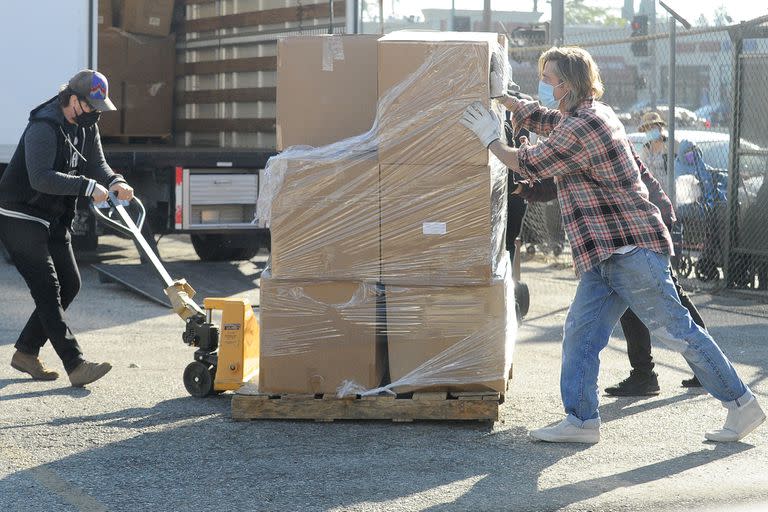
[561,247,751,424]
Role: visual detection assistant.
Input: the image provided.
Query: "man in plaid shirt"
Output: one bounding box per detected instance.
[461,46,764,444]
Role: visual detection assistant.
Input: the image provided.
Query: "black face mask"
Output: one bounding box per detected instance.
[75,100,101,127]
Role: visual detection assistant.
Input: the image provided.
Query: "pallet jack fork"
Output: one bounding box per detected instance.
[90,194,259,397]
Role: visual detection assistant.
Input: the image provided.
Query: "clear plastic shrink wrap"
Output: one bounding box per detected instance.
[256,32,516,396]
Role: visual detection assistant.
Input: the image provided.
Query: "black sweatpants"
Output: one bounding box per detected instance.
[0,215,84,373]
[619,272,706,373]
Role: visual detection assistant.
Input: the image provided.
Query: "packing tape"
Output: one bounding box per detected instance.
[322,36,345,71]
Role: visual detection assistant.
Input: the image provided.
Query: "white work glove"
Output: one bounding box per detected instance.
[489,52,506,98]
[460,102,501,148]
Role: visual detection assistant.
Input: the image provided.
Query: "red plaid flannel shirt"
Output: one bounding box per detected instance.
[512,98,674,275]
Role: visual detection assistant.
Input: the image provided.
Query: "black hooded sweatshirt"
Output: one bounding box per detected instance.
[0,97,125,228]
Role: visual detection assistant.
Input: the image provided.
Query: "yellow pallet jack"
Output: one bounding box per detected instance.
[91,195,259,397]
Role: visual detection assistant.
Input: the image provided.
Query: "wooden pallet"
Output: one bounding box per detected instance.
[231,391,503,422]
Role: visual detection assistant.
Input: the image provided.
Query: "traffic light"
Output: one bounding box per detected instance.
[630,15,649,57]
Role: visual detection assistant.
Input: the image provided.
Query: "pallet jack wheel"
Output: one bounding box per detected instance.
[526,245,536,256]
[183,361,215,398]
[514,281,530,322]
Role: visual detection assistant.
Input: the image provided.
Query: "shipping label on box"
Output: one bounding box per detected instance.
[259,276,384,395]
[276,35,380,151]
[120,0,175,37]
[98,0,113,26]
[376,31,508,166]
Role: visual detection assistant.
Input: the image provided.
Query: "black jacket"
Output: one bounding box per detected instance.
[0,98,124,226]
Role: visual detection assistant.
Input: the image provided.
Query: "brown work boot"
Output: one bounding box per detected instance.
[11,350,59,380]
[68,361,112,387]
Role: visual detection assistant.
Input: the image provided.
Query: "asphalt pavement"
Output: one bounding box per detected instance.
[1,235,767,511]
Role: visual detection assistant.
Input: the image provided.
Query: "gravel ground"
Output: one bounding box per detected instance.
[1,235,767,511]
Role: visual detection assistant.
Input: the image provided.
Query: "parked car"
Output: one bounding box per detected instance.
[695,102,731,127]
[628,129,764,173]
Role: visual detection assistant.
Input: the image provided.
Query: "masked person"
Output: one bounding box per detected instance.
[601,111,704,394]
[460,46,764,443]
[0,70,134,387]
[638,111,671,194]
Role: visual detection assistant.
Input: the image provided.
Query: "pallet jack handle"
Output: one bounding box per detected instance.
[90,193,206,321]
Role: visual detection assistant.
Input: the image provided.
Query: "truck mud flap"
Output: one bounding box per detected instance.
[91,261,264,309]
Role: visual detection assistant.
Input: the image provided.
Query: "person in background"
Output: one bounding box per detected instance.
[638,111,672,194]
[0,70,134,387]
[459,45,764,444]
[502,84,535,321]
[601,111,704,394]
[512,149,704,396]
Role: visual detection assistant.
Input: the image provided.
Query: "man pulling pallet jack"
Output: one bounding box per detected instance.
[92,194,259,397]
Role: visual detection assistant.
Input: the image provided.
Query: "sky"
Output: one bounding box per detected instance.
[390,1,768,24]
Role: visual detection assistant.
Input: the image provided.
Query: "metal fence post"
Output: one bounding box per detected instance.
[666,17,676,208]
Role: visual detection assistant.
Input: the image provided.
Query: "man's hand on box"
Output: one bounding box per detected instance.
[460,102,501,148]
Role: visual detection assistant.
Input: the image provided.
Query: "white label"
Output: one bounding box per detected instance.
[149,16,161,27]
[422,222,447,235]
[216,161,233,167]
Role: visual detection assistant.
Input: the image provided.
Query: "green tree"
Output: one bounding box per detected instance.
[565,0,625,27]
[695,14,710,27]
[713,6,733,26]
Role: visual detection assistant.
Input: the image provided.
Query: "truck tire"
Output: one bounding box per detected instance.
[190,234,259,261]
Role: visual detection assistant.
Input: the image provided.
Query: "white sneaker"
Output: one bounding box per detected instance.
[705,396,766,442]
[530,417,600,444]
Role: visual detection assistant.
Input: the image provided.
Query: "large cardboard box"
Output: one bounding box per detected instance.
[98,83,122,136]
[98,27,129,83]
[123,80,173,134]
[125,32,175,83]
[120,0,175,37]
[268,153,380,281]
[276,35,380,150]
[384,269,516,394]
[376,31,507,166]
[379,159,507,285]
[97,28,174,135]
[119,32,175,135]
[259,275,384,394]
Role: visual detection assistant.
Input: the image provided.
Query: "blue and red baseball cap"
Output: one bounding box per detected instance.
[67,69,116,111]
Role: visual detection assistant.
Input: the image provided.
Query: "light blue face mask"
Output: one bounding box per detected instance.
[538,80,565,109]
[645,127,662,142]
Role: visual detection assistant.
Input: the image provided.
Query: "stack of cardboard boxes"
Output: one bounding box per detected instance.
[97,0,176,137]
[259,32,516,396]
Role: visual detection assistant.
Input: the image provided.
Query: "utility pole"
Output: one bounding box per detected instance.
[451,0,455,30]
[483,0,492,32]
[379,0,384,34]
[550,0,565,45]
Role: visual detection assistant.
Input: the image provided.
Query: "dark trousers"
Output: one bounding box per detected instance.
[0,215,84,373]
[620,272,706,373]
[506,193,528,268]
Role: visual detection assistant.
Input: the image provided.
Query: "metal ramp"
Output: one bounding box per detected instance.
[92,260,264,308]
